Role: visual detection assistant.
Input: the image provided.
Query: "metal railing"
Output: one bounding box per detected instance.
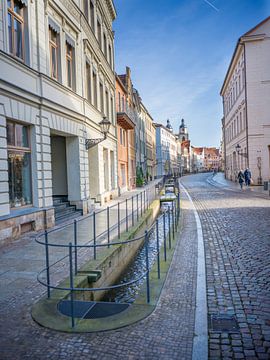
[35,178,180,328]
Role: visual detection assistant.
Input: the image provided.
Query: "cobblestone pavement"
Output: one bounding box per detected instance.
[0,191,197,359]
[181,173,270,360]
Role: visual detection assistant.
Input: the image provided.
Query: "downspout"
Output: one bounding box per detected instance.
[243,41,249,167]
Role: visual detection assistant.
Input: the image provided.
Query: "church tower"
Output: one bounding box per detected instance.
[179,118,188,142]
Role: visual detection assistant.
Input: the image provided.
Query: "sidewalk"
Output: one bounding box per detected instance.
[0,178,198,359]
[0,178,162,308]
[210,172,270,198]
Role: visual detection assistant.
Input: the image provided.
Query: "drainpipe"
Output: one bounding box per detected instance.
[242,41,249,168]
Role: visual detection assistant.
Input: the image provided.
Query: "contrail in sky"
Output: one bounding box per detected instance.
[203,0,220,12]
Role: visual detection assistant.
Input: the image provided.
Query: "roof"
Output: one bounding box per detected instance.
[220,16,270,95]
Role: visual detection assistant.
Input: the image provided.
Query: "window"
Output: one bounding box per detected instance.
[121,96,125,112]
[66,41,75,90]
[118,92,121,112]
[99,82,104,113]
[110,96,114,123]
[103,33,107,59]
[83,0,89,21]
[86,62,91,102]
[49,26,60,80]
[93,71,97,107]
[120,128,123,145]
[97,19,102,46]
[7,121,32,208]
[105,90,109,117]
[108,44,112,66]
[7,0,25,60]
[90,1,95,30]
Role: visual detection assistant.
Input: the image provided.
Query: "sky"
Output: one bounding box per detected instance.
[113,0,268,147]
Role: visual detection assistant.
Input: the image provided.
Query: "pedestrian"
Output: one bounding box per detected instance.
[244,168,252,186]
[237,169,245,189]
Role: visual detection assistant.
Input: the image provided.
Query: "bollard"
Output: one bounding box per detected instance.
[74,219,78,275]
[126,199,128,232]
[144,230,150,303]
[156,219,160,279]
[163,212,167,261]
[69,242,75,328]
[117,202,120,239]
[93,212,97,260]
[107,207,110,247]
[168,209,171,249]
[45,230,50,299]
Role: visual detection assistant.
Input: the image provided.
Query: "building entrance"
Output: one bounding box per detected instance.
[51,135,68,196]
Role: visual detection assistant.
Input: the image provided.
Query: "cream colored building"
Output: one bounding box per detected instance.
[221,16,270,184]
[0,0,117,241]
[140,102,156,180]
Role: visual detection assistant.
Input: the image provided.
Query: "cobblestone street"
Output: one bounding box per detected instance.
[181,173,270,359]
[0,173,270,359]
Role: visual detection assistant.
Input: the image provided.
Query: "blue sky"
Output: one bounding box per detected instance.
[113,0,268,147]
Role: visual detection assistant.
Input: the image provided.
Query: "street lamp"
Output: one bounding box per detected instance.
[235,144,248,158]
[85,116,111,150]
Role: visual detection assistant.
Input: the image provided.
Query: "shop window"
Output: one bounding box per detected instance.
[7,0,25,60]
[7,121,32,208]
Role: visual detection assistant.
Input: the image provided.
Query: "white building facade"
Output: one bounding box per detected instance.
[221,17,270,184]
[0,0,117,241]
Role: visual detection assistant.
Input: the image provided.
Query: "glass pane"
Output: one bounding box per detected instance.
[67,60,72,87]
[14,1,23,15]
[51,46,57,78]
[8,152,32,207]
[15,124,28,147]
[7,122,15,146]
[7,0,11,8]
[8,13,12,53]
[14,19,23,59]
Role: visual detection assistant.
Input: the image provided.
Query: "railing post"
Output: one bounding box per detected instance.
[145,230,150,303]
[117,202,120,239]
[177,192,180,220]
[132,196,134,227]
[136,194,139,221]
[74,219,78,275]
[172,206,175,240]
[141,192,143,217]
[156,219,160,279]
[93,212,96,260]
[126,198,128,232]
[69,242,75,328]
[168,208,172,249]
[107,207,110,247]
[45,230,50,299]
[144,190,146,213]
[163,212,167,261]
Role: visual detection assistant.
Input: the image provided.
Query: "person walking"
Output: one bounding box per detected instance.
[244,168,252,186]
[238,169,245,189]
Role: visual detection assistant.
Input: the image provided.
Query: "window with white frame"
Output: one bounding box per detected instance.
[7,0,26,61]
[66,37,76,91]
[49,20,61,81]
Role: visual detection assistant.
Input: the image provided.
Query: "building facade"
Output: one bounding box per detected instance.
[140,102,156,181]
[221,17,270,184]
[0,0,117,241]
[115,74,136,193]
[176,119,191,174]
[155,120,178,177]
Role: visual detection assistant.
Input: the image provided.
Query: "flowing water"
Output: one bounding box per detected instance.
[103,211,173,303]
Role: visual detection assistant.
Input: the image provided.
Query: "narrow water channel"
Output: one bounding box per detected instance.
[103,211,173,303]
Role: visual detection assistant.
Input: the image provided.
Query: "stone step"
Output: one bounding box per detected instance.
[55,211,83,225]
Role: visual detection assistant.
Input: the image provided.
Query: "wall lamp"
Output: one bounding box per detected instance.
[235,144,248,158]
[85,116,111,150]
